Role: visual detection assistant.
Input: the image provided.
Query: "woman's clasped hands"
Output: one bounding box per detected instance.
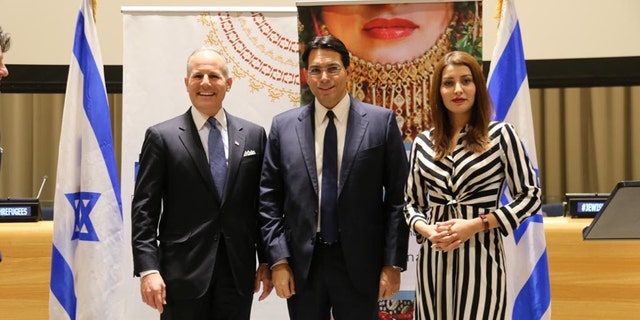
[428,219,477,252]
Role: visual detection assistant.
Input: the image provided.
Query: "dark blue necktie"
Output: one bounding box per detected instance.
[207,117,227,200]
[321,110,338,243]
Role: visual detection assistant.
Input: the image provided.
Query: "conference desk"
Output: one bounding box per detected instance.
[543,218,640,319]
[0,221,52,320]
[1,219,639,319]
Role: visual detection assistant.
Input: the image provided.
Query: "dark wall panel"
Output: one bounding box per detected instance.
[2,57,639,94]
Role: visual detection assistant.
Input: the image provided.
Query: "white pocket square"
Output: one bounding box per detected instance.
[243,150,257,157]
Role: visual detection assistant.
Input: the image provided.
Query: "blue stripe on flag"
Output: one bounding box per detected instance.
[513,250,552,319]
[513,213,543,244]
[72,11,123,217]
[488,21,527,121]
[50,245,77,319]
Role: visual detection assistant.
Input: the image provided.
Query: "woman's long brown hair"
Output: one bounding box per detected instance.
[429,51,492,161]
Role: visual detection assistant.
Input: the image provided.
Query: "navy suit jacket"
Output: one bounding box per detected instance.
[259,96,409,294]
[132,109,267,300]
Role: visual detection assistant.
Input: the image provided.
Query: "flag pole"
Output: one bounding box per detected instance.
[494,0,504,23]
[91,0,97,23]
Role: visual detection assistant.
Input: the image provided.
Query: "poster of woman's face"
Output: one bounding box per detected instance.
[298,1,483,142]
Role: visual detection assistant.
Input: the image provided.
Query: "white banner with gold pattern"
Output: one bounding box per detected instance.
[121,7,299,319]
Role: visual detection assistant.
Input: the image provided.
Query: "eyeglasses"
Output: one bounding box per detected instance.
[307,65,344,78]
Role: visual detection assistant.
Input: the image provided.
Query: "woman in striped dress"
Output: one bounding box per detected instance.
[404,51,541,319]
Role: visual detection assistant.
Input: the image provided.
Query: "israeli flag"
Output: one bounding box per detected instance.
[487,0,552,319]
[49,1,125,319]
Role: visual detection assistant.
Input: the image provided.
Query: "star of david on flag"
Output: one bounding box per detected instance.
[487,0,552,319]
[49,1,125,319]
[66,192,100,241]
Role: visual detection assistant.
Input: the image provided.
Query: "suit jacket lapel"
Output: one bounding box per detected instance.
[295,104,319,195]
[340,97,368,195]
[178,110,218,196]
[224,114,245,205]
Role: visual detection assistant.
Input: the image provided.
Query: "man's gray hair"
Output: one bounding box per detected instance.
[186,47,230,77]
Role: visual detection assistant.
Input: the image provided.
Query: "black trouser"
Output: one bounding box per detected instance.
[287,239,378,320]
[161,238,252,320]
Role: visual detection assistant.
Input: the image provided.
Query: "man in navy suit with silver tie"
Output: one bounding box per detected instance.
[132,48,272,319]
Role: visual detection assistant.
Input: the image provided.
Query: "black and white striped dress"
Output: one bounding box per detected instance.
[405,121,541,320]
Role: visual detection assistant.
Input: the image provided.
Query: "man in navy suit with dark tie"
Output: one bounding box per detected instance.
[259,35,410,319]
[132,48,272,319]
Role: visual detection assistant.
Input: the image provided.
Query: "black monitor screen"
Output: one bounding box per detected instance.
[583,181,640,240]
[576,201,606,214]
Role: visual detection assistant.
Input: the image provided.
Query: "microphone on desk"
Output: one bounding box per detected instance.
[36,175,48,200]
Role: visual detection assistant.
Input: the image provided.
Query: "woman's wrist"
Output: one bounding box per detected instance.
[414,220,432,238]
[478,214,490,233]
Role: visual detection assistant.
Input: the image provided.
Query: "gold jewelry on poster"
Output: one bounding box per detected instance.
[347,14,457,142]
